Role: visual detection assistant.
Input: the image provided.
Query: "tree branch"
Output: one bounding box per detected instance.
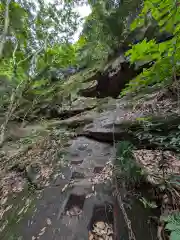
[0,0,11,59]
[0,34,50,146]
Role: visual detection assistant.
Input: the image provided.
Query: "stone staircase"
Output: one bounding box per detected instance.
[14,137,116,240]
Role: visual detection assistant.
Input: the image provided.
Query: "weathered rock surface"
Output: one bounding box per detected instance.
[45,98,116,130]
[79,99,144,143]
[78,28,173,99]
[15,96,98,121]
[80,91,179,148]
[46,110,98,129]
[39,97,97,120]
[78,48,156,99]
[78,60,140,98]
[1,85,178,240]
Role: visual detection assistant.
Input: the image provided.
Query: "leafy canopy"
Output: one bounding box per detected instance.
[0,0,91,122]
[0,0,84,81]
[122,0,180,94]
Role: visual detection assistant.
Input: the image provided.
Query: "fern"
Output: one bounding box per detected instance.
[161,213,180,240]
[139,197,157,209]
[122,0,180,94]
[115,141,143,185]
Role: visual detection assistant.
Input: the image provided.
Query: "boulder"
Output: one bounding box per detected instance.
[46,110,98,129]
[78,55,153,99]
[48,97,97,119]
[80,92,179,149]
[80,108,144,145]
[81,111,180,148]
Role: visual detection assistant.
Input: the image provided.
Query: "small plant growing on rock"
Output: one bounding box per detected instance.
[115,141,143,186]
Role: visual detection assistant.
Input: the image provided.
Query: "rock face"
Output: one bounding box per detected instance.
[78,61,139,98]
[16,97,98,121]
[79,97,141,143]
[1,90,172,240]
[46,110,98,129]
[78,29,173,99]
[39,97,97,120]
[80,90,179,148]
[78,55,153,99]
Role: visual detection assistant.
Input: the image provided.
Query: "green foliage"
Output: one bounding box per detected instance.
[139,197,157,209]
[36,43,77,72]
[0,0,86,118]
[79,0,142,65]
[0,0,145,116]
[161,213,180,240]
[136,128,180,152]
[0,0,81,74]
[123,0,180,94]
[129,114,180,152]
[115,141,143,185]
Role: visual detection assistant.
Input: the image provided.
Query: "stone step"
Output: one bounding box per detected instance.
[2,137,116,240]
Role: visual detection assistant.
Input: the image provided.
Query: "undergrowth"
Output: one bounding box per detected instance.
[161,212,180,240]
[136,126,180,152]
[115,141,143,186]
[122,0,180,95]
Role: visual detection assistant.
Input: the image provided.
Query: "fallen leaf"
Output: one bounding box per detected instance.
[0,197,7,205]
[46,218,52,225]
[38,227,46,236]
[61,183,69,192]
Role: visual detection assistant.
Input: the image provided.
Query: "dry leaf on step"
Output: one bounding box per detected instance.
[61,183,69,192]
[38,227,46,236]
[46,218,52,225]
[89,231,94,240]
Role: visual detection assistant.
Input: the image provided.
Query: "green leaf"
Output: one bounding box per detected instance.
[170,231,180,240]
[166,223,180,231]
